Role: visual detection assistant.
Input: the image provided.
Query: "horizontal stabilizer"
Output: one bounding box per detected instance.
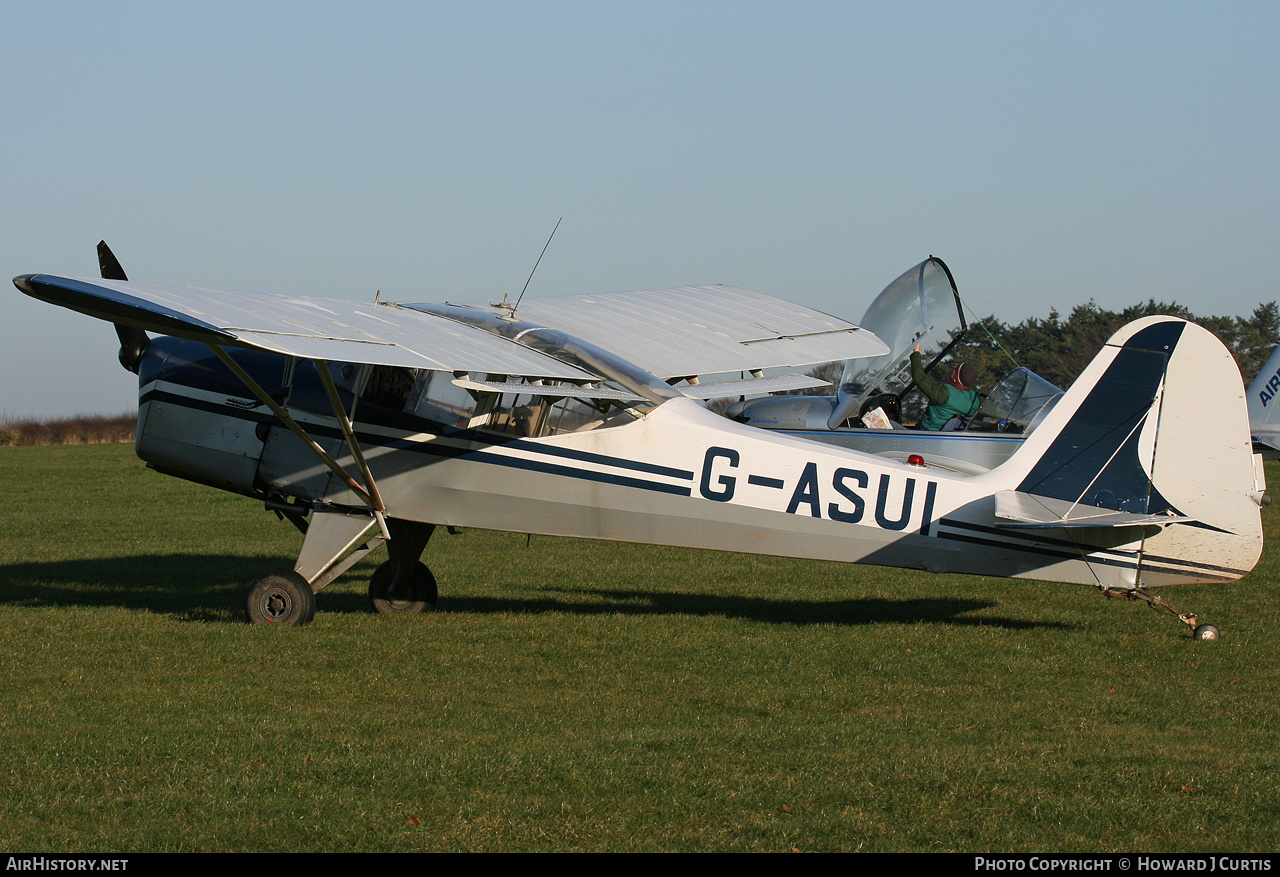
[993,490,1195,530]
[1253,427,1280,455]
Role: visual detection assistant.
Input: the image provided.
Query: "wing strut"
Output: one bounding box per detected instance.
[208,344,391,540]
[315,358,388,515]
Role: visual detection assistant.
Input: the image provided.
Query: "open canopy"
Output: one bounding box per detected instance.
[828,257,966,428]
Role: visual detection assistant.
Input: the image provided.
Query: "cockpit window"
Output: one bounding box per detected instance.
[461,378,643,437]
[265,362,642,438]
[406,371,479,429]
[146,337,288,400]
[542,396,627,435]
[362,366,416,411]
[968,367,1064,436]
[289,360,358,417]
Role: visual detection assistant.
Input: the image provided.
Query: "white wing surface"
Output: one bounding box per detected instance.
[411,285,888,380]
[15,275,596,381]
[17,275,887,390]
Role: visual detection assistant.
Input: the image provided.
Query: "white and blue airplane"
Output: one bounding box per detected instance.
[11,243,1267,637]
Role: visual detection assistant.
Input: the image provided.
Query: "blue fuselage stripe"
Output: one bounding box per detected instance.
[462,449,694,496]
[937,517,1246,579]
[141,386,693,498]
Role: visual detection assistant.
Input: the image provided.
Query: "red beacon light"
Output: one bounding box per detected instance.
[907,454,925,467]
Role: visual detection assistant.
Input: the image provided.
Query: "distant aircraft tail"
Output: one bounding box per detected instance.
[1246,345,1280,455]
[988,316,1264,587]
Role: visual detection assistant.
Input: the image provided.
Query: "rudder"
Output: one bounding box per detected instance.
[994,316,1263,586]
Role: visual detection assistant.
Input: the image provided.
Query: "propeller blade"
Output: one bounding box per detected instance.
[97,240,128,281]
[98,240,149,373]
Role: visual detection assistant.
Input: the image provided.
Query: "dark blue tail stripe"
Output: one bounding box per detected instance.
[1017,321,1185,516]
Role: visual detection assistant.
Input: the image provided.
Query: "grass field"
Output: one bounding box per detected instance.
[1,443,1277,852]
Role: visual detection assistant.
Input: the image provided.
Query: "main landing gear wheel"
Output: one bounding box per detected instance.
[368,561,437,615]
[1193,624,1221,641]
[245,570,317,626]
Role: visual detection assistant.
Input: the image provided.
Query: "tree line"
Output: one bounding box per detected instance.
[0,413,136,446]
[942,299,1279,393]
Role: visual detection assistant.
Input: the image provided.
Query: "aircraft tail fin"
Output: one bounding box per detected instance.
[1246,345,1280,453]
[991,316,1264,585]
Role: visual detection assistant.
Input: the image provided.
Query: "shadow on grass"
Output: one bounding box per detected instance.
[476,586,1071,630]
[0,553,1071,631]
[0,554,289,621]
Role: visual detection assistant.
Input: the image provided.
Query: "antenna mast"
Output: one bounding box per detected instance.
[507,217,562,315]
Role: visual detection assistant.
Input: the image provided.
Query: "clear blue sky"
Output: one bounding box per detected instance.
[3,1,1277,417]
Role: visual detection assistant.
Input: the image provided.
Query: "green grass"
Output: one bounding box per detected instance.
[1,443,1278,851]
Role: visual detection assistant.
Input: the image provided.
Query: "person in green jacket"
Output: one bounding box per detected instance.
[910,342,981,431]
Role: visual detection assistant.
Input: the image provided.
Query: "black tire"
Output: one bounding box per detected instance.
[368,561,437,615]
[1193,624,1221,641]
[245,570,317,626]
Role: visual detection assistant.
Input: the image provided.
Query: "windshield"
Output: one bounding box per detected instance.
[828,257,966,427]
[968,367,1063,435]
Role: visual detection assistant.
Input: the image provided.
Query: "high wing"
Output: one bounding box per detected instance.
[410,285,887,381]
[16,275,888,395]
[14,274,596,380]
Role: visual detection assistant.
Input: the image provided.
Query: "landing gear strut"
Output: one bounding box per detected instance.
[368,560,437,615]
[243,509,439,626]
[1101,586,1220,640]
[368,520,437,615]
